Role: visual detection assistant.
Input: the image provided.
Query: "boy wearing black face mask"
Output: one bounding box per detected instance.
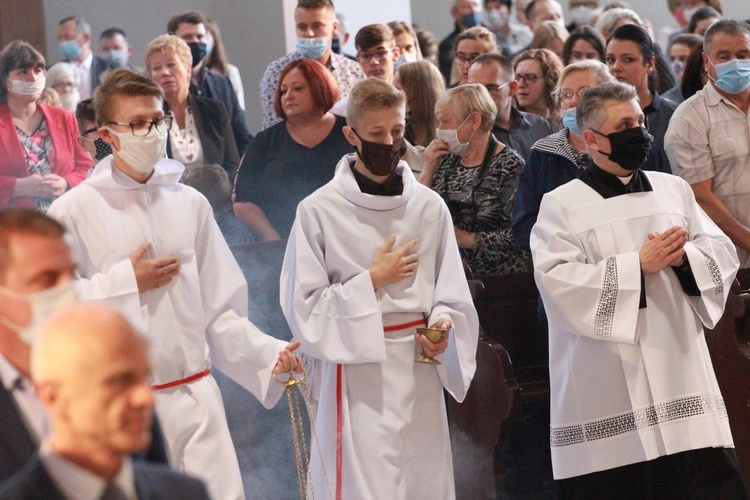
[280,78,479,499]
[531,80,745,497]
[75,98,112,170]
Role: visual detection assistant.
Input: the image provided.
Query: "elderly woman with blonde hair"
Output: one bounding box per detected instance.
[420,83,528,275]
[145,34,239,176]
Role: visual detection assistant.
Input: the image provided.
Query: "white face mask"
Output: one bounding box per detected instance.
[436,113,475,157]
[569,5,595,26]
[105,126,168,174]
[0,282,78,346]
[8,77,46,98]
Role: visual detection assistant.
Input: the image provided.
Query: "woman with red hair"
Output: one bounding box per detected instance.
[234,58,352,240]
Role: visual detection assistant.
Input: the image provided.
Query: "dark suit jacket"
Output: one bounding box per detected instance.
[0,384,168,484]
[190,67,252,155]
[165,94,240,178]
[90,55,116,90]
[0,384,36,484]
[0,456,210,499]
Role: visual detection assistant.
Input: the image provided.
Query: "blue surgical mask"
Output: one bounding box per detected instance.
[563,107,580,136]
[709,58,750,94]
[460,12,482,29]
[104,49,128,68]
[59,39,82,60]
[297,37,329,59]
[205,41,213,57]
[671,60,685,79]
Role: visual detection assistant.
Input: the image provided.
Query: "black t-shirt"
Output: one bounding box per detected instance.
[234,114,353,238]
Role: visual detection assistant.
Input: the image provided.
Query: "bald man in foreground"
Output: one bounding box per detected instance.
[0,304,210,499]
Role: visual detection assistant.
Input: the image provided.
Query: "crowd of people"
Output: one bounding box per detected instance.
[1,0,750,497]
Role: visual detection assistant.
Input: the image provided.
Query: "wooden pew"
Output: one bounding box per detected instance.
[472,272,554,498]
[471,272,549,407]
[709,270,750,492]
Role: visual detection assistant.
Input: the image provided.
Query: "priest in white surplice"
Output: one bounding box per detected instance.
[280,79,479,500]
[531,81,746,497]
[47,69,301,500]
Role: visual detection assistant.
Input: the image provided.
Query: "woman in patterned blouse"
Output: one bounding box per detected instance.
[419,83,529,275]
[0,41,89,211]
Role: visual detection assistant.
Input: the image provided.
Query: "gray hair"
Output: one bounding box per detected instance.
[576,80,638,132]
[46,62,80,89]
[436,83,497,132]
[181,164,233,214]
[553,59,612,99]
[594,8,642,38]
[59,16,92,36]
[704,20,750,54]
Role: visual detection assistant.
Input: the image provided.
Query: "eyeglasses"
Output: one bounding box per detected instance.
[555,87,590,102]
[52,82,76,91]
[357,48,393,63]
[483,81,511,94]
[81,127,98,140]
[516,73,541,84]
[454,53,480,65]
[104,116,173,137]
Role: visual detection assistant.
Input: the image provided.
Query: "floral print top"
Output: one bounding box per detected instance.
[433,144,531,275]
[16,117,55,212]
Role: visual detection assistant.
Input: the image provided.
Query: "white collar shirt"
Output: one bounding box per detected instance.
[77,50,94,99]
[39,440,137,500]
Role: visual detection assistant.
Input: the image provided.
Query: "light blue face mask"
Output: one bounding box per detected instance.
[104,49,128,68]
[297,36,329,59]
[709,58,750,94]
[460,12,482,28]
[58,39,82,60]
[563,107,580,136]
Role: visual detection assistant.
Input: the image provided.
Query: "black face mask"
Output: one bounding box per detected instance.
[187,42,207,67]
[93,138,113,161]
[593,126,653,171]
[331,37,341,54]
[353,131,406,177]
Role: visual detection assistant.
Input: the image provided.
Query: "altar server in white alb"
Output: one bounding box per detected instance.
[280,78,479,500]
[47,69,302,500]
[531,81,746,498]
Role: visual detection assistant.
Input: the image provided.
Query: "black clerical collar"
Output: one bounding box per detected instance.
[350,161,403,196]
[579,164,653,199]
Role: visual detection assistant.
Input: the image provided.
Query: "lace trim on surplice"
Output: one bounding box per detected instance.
[550,393,727,447]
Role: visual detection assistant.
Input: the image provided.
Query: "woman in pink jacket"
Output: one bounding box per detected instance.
[0,41,90,211]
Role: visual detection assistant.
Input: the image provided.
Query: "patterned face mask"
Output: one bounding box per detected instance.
[81,129,114,160]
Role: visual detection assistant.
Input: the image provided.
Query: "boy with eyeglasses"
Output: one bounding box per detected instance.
[330,23,400,116]
[48,68,302,500]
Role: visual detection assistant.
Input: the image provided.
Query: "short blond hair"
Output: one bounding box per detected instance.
[436,84,497,133]
[145,34,192,75]
[93,68,164,126]
[346,78,405,130]
[553,59,613,102]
